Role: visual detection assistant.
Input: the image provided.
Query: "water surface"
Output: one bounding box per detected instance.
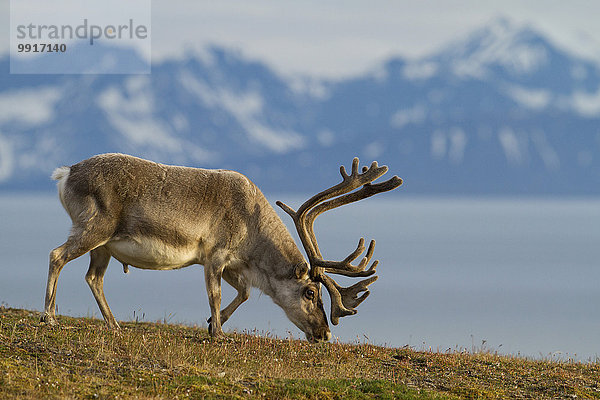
[1,194,598,361]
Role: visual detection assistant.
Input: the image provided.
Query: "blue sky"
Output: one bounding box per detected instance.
[2,0,600,77]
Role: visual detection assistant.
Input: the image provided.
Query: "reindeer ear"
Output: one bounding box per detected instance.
[294,262,309,279]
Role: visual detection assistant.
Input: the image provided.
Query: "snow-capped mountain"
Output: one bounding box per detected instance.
[1,18,599,195]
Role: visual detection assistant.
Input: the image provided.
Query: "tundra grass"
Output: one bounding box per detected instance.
[1,307,599,399]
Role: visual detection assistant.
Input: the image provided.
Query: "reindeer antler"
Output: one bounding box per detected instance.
[277,158,402,325]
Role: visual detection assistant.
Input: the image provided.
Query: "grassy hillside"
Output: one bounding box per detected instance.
[1,307,599,399]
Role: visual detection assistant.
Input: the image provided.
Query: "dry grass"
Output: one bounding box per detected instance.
[1,306,599,399]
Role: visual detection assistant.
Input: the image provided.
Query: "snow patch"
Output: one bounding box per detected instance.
[570,88,600,117]
[108,116,181,151]
[498,128,525,165]
[451,61,486,79]
[0,87,61,126]
[98,88,177,149]
[365,142,384,159]
[450,19,548,78]
[317,130,335,147]
[531,131,560,170]
[370,64,389,83]
[430,128,467,164]
[571,64,588,81]
[505,85,551,110]
[180,71,305,153]
[402,62,438,80]
[17,135,59,171]
[288,76,330,99]
[195,46,218,68]
[390,105,426,129]
[431,130,446,160]
[97,85,216,162]
[125,75,151,93]
[100,86,153,115]
[172,114,189,132]
[0,133,14,182]
[448,128,467,164]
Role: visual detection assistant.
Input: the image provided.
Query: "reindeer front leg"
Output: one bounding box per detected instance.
[204,263,225,338]
[207,267,251,330]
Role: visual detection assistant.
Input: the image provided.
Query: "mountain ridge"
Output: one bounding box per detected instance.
[1,18,599,195]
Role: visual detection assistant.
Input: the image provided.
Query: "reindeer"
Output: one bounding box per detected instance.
[41,153,402,341]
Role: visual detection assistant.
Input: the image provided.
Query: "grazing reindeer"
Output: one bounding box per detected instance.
[42,154,402,341]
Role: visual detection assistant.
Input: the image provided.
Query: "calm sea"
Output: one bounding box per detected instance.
[1,194,599,361]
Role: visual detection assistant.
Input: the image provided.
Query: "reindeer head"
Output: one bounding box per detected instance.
[270,260,331,343]
[277,158,402,341]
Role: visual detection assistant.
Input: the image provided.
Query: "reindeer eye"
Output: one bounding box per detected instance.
[304,289,315,300]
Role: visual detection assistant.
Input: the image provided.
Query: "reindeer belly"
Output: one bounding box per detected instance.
[105,236,201,270]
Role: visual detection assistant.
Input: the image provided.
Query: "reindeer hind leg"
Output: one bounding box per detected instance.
[42,234,105,325]
[42,199,117,326]
[85,246,119,329]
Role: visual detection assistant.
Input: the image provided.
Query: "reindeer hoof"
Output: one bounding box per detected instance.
[209,332,231,342]
[207,318,213,335]
[40,313,58,326]
[107,322,121,330]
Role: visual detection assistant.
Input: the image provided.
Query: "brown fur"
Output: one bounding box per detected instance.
[42,153,331,342]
